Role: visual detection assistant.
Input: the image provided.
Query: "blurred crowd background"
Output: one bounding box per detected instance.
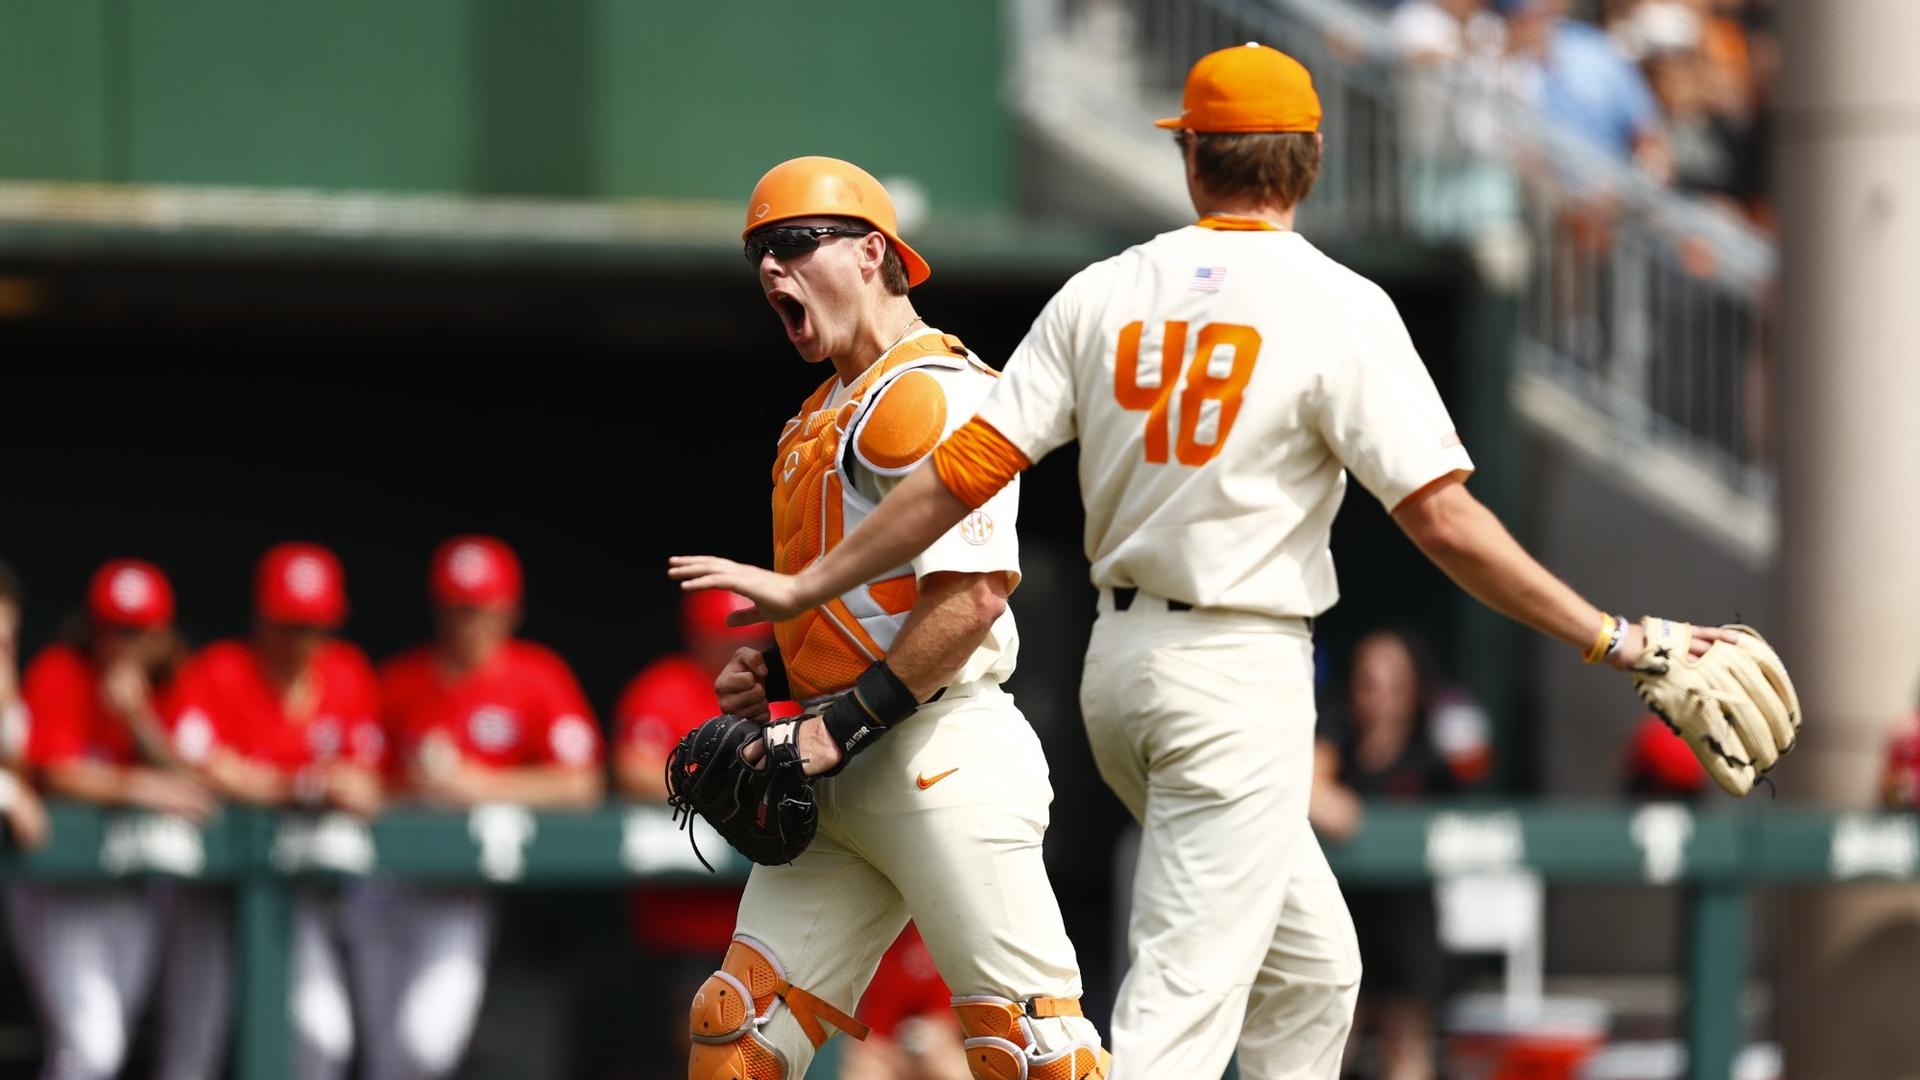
[1,0,1917,1078]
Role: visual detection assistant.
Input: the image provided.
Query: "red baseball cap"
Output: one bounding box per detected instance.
[682,590,769,643]
[1629,714,1706,794]
[255,542,347,628]
[429,535,523,609]
[88,559,175,630]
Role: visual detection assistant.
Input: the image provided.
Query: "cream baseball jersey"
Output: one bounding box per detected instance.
[974,220,1474,617]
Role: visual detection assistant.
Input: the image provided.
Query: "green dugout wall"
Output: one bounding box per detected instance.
[0,1,1011,212]
[10,801,1916,1080]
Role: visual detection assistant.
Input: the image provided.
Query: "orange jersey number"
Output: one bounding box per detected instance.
[1113,320,1263,465]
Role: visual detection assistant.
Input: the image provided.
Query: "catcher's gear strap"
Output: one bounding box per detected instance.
[761,646,792,702]
[953,995,1110,1080]
[690,936,868,1061]
[815,659,919,777]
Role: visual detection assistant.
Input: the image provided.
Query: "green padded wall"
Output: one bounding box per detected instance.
[0,1,1010,212]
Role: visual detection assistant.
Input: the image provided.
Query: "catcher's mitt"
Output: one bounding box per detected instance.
[665,714,818,869]
[1630,619,1800,796]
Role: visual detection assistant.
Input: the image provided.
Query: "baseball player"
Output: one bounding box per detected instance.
[0,560,50,850]
[359,534,602,1080]
[671,46,1795,1079]
[671,155,1108,1080]
[168,541,385,1080]
[10,559,217,1080]
[616,590,794,1078]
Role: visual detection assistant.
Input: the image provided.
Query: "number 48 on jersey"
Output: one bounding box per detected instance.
[1113,321,1262,466]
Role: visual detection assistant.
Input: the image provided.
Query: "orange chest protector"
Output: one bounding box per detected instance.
[769,334,972,701]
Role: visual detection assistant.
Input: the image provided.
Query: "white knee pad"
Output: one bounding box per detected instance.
[952,995,1109,1080]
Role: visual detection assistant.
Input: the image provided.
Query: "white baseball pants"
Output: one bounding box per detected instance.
[1080,598,1360,1080]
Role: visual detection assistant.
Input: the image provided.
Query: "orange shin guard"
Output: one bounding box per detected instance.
[952,995,1110,1080]
[687,936,869,1080]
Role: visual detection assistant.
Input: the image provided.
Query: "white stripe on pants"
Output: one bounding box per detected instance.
[1081,606,1360,1080]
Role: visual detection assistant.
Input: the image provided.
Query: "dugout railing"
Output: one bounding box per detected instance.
[4,801,1912,1079]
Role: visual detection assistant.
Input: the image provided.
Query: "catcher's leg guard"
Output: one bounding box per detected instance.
[952,995,1110,1080]
[687,935,869,1080]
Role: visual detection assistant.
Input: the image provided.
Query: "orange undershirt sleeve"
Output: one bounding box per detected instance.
[931,416,1032,509]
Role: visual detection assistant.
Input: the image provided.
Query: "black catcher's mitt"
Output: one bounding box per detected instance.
[665,714,818,869]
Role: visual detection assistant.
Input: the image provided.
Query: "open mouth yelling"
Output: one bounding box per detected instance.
[769,291,810,344]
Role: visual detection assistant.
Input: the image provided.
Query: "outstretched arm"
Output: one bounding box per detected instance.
[1390,476,1732,665]
[670,452,980,623]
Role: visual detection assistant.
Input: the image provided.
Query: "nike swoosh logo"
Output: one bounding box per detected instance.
[915,768,959,790]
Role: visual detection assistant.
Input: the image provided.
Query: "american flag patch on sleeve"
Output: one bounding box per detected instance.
[1190,266,1227,292]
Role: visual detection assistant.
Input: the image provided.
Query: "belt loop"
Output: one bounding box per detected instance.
[1112,587,1137,612]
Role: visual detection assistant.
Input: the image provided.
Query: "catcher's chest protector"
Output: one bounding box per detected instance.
[769,334,972,701]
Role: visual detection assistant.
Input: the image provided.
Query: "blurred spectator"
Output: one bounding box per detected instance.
[1882,703,1920,810]
[1392,0,1529,249]
[613,589,793,1078]
[9,558,216,1080]
[0,560,48,850]
[1623,713,1707,798]
[165,542,384,1080]
[1620,1,1768,218]
[1503,0,1670,179]
[1312,630,1481,1080]
[361,535,602,1080]
[843,923,966,1080]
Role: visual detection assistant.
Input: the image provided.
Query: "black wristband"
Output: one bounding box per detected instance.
[816,660,920,774]
[760,646,792,702]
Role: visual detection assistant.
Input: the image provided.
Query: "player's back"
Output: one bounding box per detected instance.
[985,220,1469,618]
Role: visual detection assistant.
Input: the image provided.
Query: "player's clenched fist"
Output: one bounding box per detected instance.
[715,646,774,721]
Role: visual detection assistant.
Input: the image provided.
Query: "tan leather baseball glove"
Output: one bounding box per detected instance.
[1629,619,1800,796]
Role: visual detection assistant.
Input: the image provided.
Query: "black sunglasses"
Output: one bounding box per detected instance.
[744,224,873,265]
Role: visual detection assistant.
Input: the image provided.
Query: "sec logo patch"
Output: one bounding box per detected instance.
[959,511,993,546]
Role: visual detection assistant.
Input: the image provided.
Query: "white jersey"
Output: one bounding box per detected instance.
[976,221,1473,618]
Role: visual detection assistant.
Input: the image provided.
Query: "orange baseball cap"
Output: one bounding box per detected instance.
[1155,43,1322,134]
[743,156,931,287]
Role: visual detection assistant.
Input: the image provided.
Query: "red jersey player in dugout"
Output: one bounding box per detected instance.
[11,558,217,1080]
[353,535,603,1080]
[614,590,794,1078]
[167,541,385,1080]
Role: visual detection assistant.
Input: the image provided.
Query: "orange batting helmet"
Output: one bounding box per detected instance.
[742,157,931,287]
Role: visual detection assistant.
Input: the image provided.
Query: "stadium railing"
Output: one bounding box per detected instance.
[4,801,1912,1079]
